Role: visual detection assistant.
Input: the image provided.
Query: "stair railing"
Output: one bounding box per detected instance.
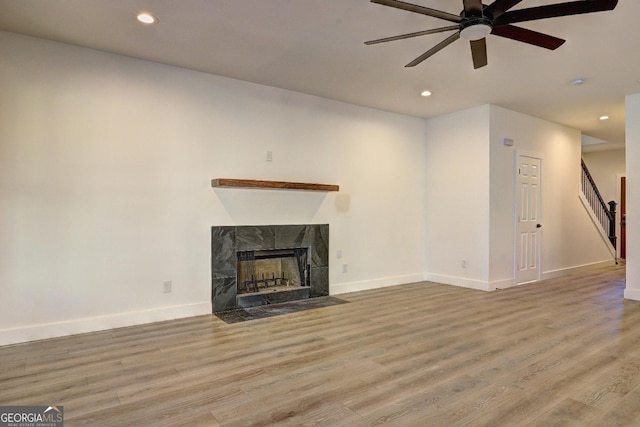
[581,159,617,248]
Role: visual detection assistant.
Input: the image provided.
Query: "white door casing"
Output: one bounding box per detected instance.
[516,155,542,284]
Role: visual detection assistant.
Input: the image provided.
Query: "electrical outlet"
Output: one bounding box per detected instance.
[163,280,172,293]
[336,249,342,259]
[342,264,348,273]
[461,260,468,269]
[266,151,273,162]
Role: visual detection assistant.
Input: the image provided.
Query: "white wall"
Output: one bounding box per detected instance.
[1,30,623,344]
[424,105,614,292]
[424,105,491,290]
[489,106,613,285]
[624,94,640,299]
[0,32,427,344]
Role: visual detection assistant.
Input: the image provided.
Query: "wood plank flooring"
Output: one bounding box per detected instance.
[1,263,638,426]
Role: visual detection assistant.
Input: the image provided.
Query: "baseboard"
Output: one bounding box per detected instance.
[331,273,425,295]
[332,261,615,297]
[542,259,615,280]
[490,261,615,290]
[624,288,640,301]
[0,302,212,346]
[490,277,517,290]
[423,273,491,292]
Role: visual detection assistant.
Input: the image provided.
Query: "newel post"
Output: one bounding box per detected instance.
[608,200,617,248]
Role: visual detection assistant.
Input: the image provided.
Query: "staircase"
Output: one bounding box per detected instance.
[580,159,617,259]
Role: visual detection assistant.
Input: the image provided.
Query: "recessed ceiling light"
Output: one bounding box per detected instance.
[137,12,158,25]
[421,90,432,97]
[599,115,610,121]
[570,78,585,86]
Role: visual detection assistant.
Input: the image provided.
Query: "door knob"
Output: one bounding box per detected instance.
[536,224,542,228]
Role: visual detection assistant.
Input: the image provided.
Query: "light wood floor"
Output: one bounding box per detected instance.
[1,263,638,426]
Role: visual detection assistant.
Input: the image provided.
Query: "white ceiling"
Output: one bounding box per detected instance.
[0,0,636,149]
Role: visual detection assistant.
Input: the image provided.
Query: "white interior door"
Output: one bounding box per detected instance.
[516,155,542,284]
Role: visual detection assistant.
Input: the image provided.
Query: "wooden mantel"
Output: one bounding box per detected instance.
[211,178,339,192]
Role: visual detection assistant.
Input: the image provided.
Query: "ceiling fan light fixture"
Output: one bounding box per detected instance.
[421,90,432,97]
[137,12,158,25]
[460,23,492,41]
[599,115,610,121]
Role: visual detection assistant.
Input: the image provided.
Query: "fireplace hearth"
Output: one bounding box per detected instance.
[211,224,328,312]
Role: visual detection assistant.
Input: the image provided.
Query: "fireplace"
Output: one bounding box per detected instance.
[237,248,309,294]
[211,224,328,312]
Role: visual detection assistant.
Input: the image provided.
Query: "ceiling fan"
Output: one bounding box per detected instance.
[366,0,618,69]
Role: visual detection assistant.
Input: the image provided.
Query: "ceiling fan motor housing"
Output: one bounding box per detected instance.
[460,17,494,41]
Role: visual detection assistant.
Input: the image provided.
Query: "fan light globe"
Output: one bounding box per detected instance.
[137,12,158,24]
[460,24,492,41]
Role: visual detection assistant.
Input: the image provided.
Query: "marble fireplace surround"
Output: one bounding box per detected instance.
[211,224,329,312]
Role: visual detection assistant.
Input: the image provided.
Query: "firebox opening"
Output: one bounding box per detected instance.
[237,247,310,296]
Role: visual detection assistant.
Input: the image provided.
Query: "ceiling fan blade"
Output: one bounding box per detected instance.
[371,0,462,23]
[492,25,565,50]
[495,0,618,25]
[484,0,524,20]
[463,0,484,15]
[365,25,460,45]
[405,31,461,67]
[470,39,488,69]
